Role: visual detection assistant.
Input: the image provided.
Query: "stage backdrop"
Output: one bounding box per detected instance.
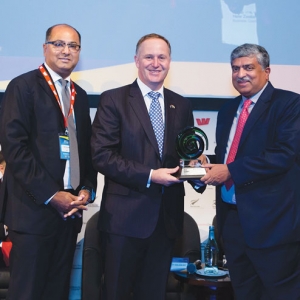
[0,0,299,96]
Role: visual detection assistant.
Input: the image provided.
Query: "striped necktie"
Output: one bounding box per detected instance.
[224,99,252,190]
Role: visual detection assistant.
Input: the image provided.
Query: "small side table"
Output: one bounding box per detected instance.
[173,270,235,300]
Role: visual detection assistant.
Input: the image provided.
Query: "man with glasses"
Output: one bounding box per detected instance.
[0,24,97,300]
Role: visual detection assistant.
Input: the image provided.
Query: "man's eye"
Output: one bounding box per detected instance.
[69,44,77,49]
[54,42,64,47]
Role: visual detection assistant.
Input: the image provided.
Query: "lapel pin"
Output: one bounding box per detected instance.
[170,104,175,109]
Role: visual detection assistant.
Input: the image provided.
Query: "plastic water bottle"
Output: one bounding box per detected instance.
[204,225,219,275]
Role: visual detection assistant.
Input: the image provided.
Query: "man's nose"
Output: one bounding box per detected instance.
[237,67,246,78]
[62,44,71,54]
[152,57,159,67]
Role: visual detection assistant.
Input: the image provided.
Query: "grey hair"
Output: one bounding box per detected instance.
[136,33,171,55]
[230,43,270,69]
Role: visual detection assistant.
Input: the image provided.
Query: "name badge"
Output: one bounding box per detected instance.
[59,134,70,160]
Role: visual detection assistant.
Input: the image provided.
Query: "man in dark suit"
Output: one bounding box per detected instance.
[201,44,300,299]
[0,24,97,300]
[91,33,204,300]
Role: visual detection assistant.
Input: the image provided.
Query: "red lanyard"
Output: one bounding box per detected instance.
[39,65,76,129]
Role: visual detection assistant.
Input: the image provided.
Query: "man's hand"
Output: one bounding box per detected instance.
[151,166,182,186]
[72,189,90,206]
[201,164,231,186]
[50,191,88,220]
[188,154,208,167]
[198,154,208,165]
[64,190,91,218]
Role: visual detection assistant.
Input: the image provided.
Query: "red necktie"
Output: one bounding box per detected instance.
[224,99,252,190]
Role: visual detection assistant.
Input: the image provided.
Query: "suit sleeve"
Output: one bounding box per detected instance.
[91,91,151,192]
[74,86,97,193]
[0,76,61,204]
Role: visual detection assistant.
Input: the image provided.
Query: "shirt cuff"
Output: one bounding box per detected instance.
[44,192,57,205]
[146,169,153,188]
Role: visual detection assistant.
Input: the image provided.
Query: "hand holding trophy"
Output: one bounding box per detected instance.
[176,126,208,179]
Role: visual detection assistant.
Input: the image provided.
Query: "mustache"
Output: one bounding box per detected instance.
[237,76,251,83]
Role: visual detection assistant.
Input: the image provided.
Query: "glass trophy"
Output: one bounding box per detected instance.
[175,126,208,179]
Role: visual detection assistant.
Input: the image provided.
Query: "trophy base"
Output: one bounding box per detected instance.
[178,159,206,179]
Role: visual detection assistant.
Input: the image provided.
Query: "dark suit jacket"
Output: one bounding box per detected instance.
[215,82,300,248]
[0,67,97,235]
[91,80,196,239]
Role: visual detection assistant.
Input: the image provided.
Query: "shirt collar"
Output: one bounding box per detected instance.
[242,82,268,104]
[137,78,164,99]
[44,63,71,84]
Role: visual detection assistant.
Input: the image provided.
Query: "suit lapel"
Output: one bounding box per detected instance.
[73,84,84,144]
[36,67,65,129]
[239,82,274,146]
[163,89,177,156]
[128,81,161,158]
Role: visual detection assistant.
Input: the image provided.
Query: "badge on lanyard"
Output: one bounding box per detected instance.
[39,65,76,161]
[59,134,70,160]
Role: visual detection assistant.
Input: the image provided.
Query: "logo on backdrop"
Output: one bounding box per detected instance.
[195,118,210,126]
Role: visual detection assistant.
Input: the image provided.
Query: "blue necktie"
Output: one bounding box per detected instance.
[148,91,164,158]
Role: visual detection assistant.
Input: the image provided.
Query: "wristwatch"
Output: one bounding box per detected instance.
[81,186,96,204]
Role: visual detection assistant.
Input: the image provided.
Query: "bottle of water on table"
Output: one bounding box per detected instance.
[204,225,219,275]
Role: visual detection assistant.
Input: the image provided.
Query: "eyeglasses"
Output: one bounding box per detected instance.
[45,40,81,52]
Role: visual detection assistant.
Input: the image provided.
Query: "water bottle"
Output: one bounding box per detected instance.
[204,225,219,274]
